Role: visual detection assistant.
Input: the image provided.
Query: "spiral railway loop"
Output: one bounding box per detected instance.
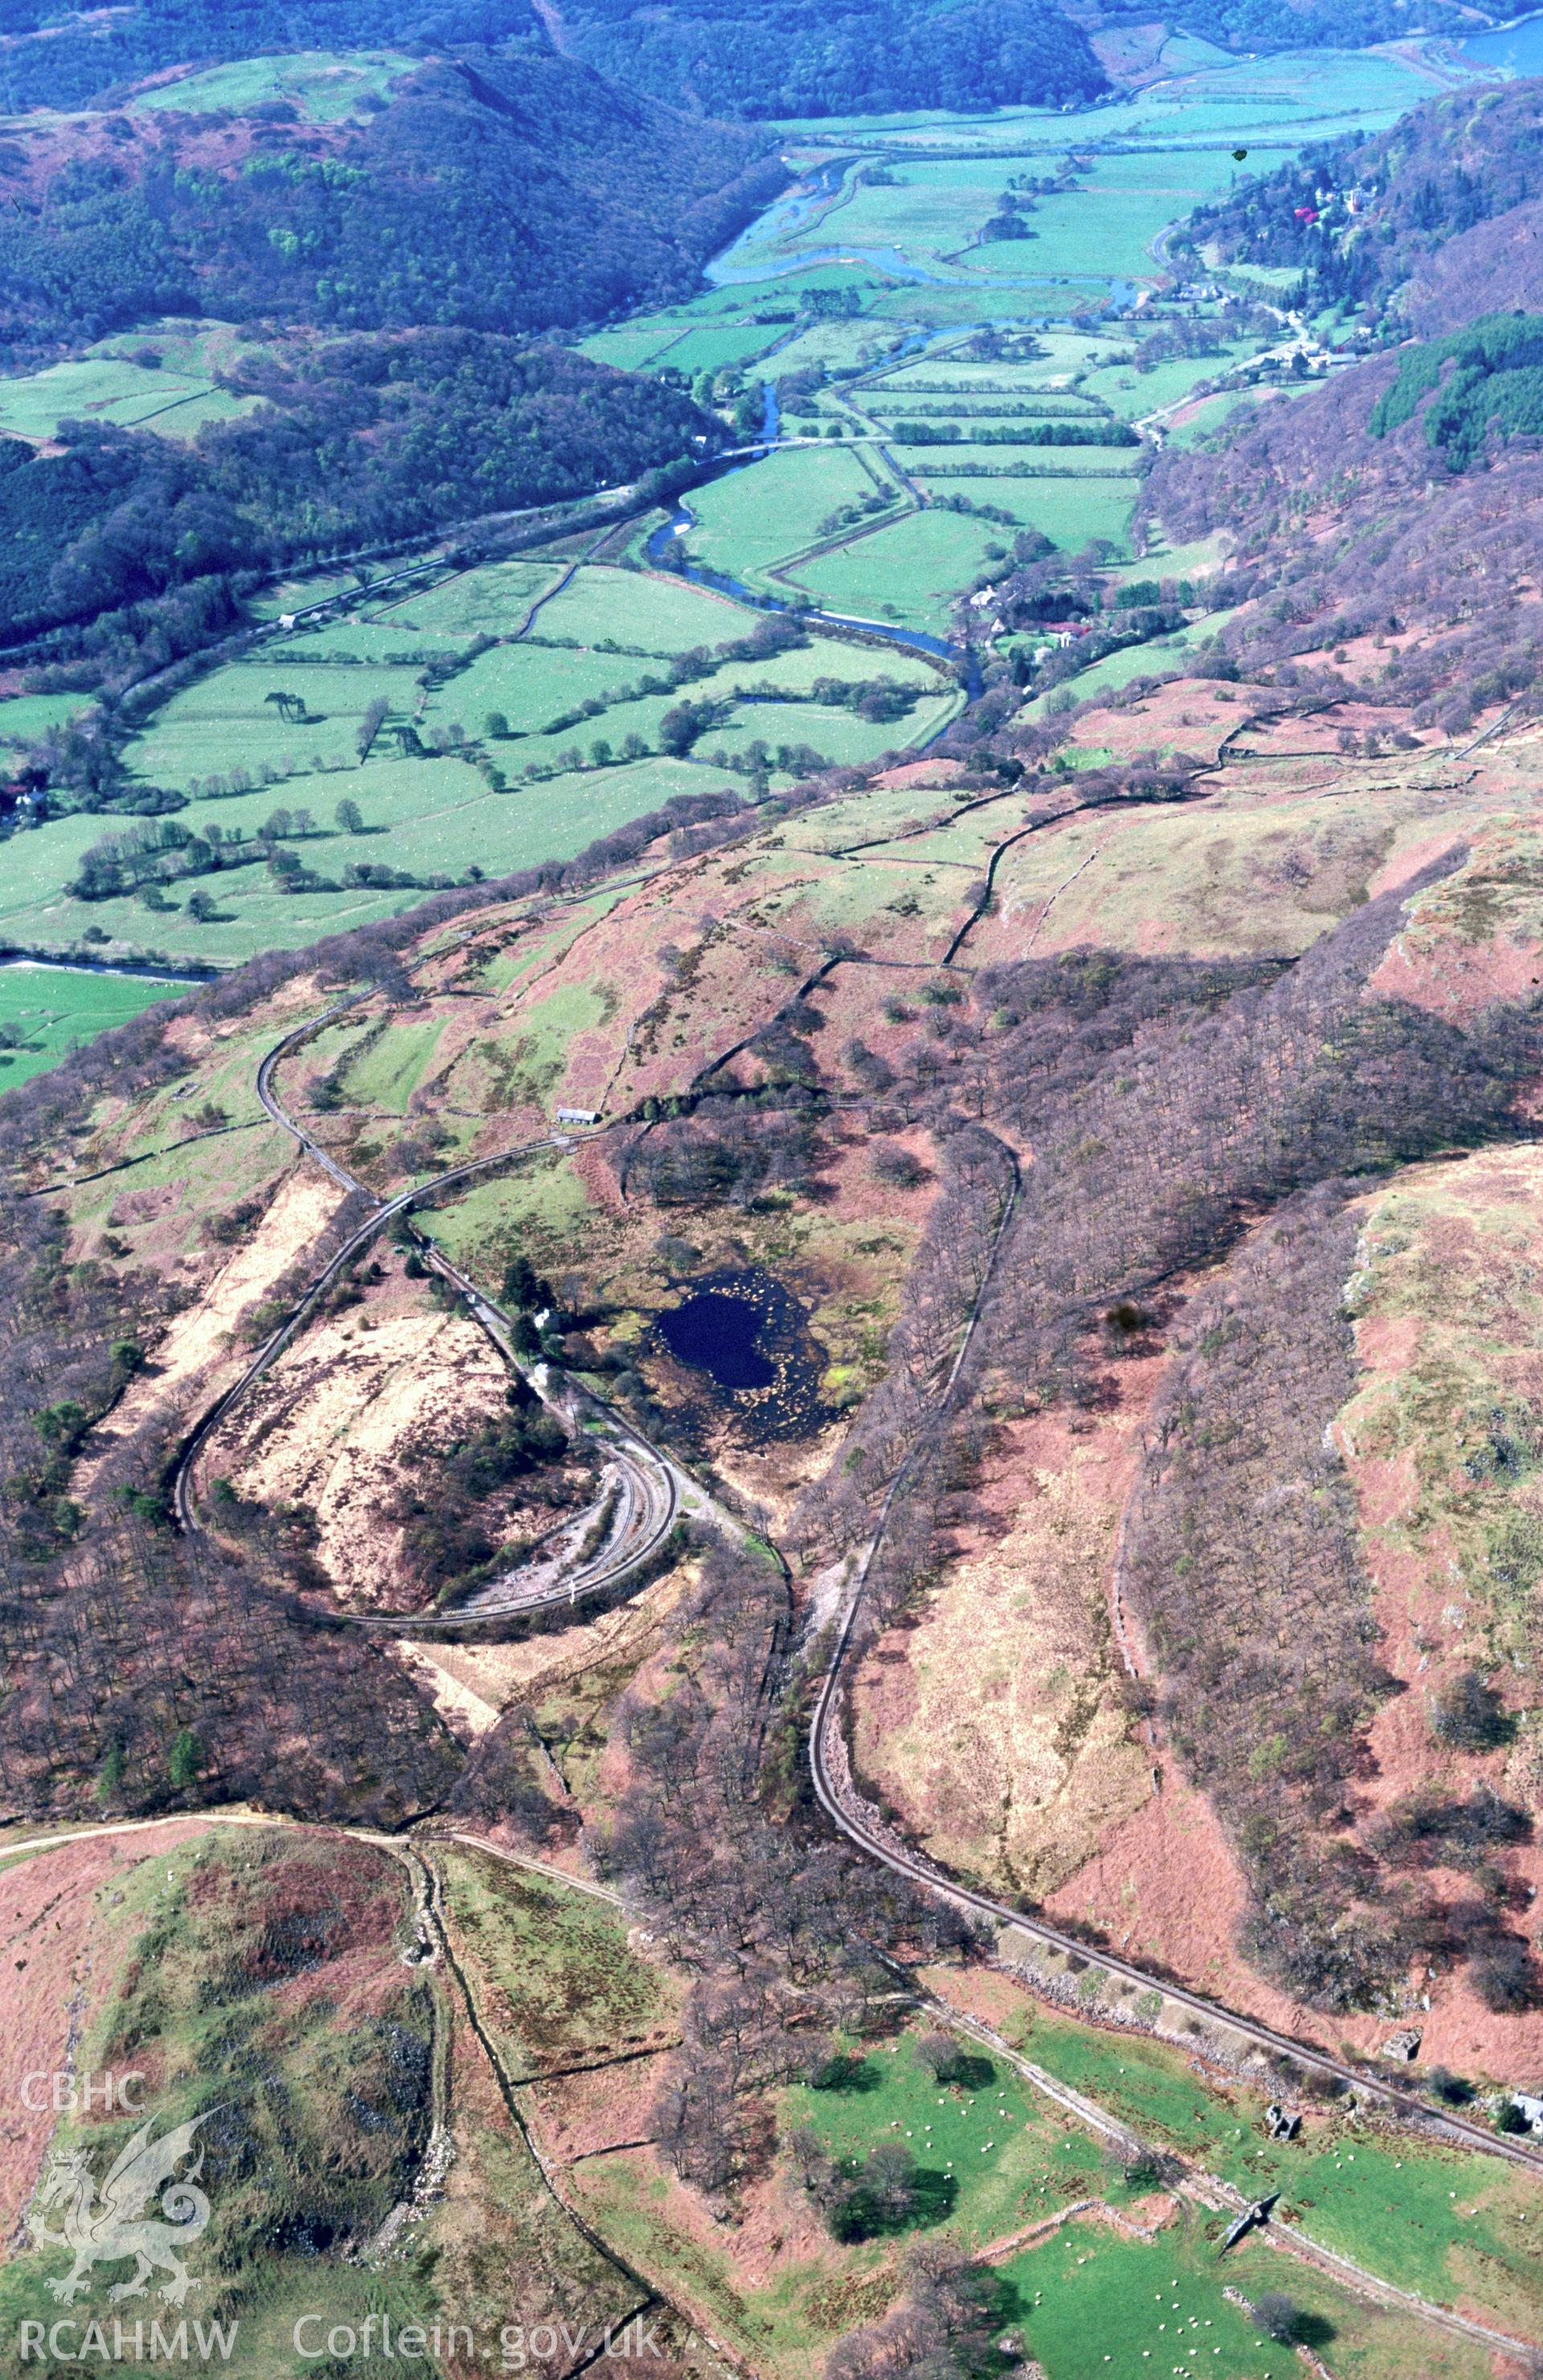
[174,973,1543,2186]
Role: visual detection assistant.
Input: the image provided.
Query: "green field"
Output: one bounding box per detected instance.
[0,689,97,744]
[682,445,887,586]
[1017,612,1222,708]
[534,563,745,650]
[1166,386,1281,448]
[0,526,964,964]
[132,47,413,119]
[660,321,794,376]
[0,962,186,1089]
[1010,2006,1543,2338]
[999,2214,1303,2380]
[0,43,1447,1004]
[0,751,714,965]
[788,508,1004,628]
[579,321,688,372]
[783,2036,1112,2244]
[907,476,1138,546]
[0,354,260,445]
[363,557,564,636]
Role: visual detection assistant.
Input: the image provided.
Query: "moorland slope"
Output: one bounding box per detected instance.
[12,28,1543,2380]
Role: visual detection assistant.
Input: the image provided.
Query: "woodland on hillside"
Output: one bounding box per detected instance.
[0,51,779,358]
[1183,80,1543,324]
[1167,0,1472,44]
[772,874,1543,2014]
[0,334,716,643]
[0,0,538,112]
[555,0,1103,118]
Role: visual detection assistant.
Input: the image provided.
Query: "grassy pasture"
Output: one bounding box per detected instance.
[364,557,563,635]
[886,428,1141,457]
[866,284,1070,323]
[338,1012,448,1113]
[1111,530,1230,583]
[683,445,886,585]
[245,566,366,620]
[660,321,793,376]
[0,689,97,743]
[763,320,898,378]
[533,563,746,652]
[907,475,1136,547]
[443,975,615,1109]
[87,320,268,378]
[706,693,955,766]
[570,2019,1105,2379]
[772,101,1063,145]
[781,779,971,852]
[874,355,1111,396]
[424,1155,593,1274]
[1080,345,1256,418]
[422,641,645,729]
[576,2000,1496,2379]
[787,508,1003,628]
[1010,148,1247,278]
[804,163,1035,276]
[997,2214,1302,2380]
[1005,2005,1543,2333]
[0,962,183,1088]
[123,657,428,786]
[422,628,943,775]
[1166,386,1279,448]
[1117,44,1440,139]
[133,47,413,119]
[1017,2214,1311,2378]
[579,322,690,372]
[264,621,477,666]
[783,2034,1110,2246]
[0,354,260,444]
[0,751,713,965]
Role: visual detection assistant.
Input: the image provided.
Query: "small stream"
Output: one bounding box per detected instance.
[645,497,984,704]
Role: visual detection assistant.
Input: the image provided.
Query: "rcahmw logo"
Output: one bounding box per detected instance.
[23,2113,226,2332]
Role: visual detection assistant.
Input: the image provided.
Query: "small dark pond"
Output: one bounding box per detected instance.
[653,1266,829,1440]
[657,1290,776,1389]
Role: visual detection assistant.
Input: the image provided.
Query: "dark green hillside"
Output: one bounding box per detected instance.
[551,0,1105,118]
[1370,312,1543,470]
[0,333,718,640]
[0,48,780,355]
[0,0,537,112]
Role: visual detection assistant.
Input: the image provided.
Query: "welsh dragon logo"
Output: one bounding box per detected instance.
[29,2113,215,2307]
